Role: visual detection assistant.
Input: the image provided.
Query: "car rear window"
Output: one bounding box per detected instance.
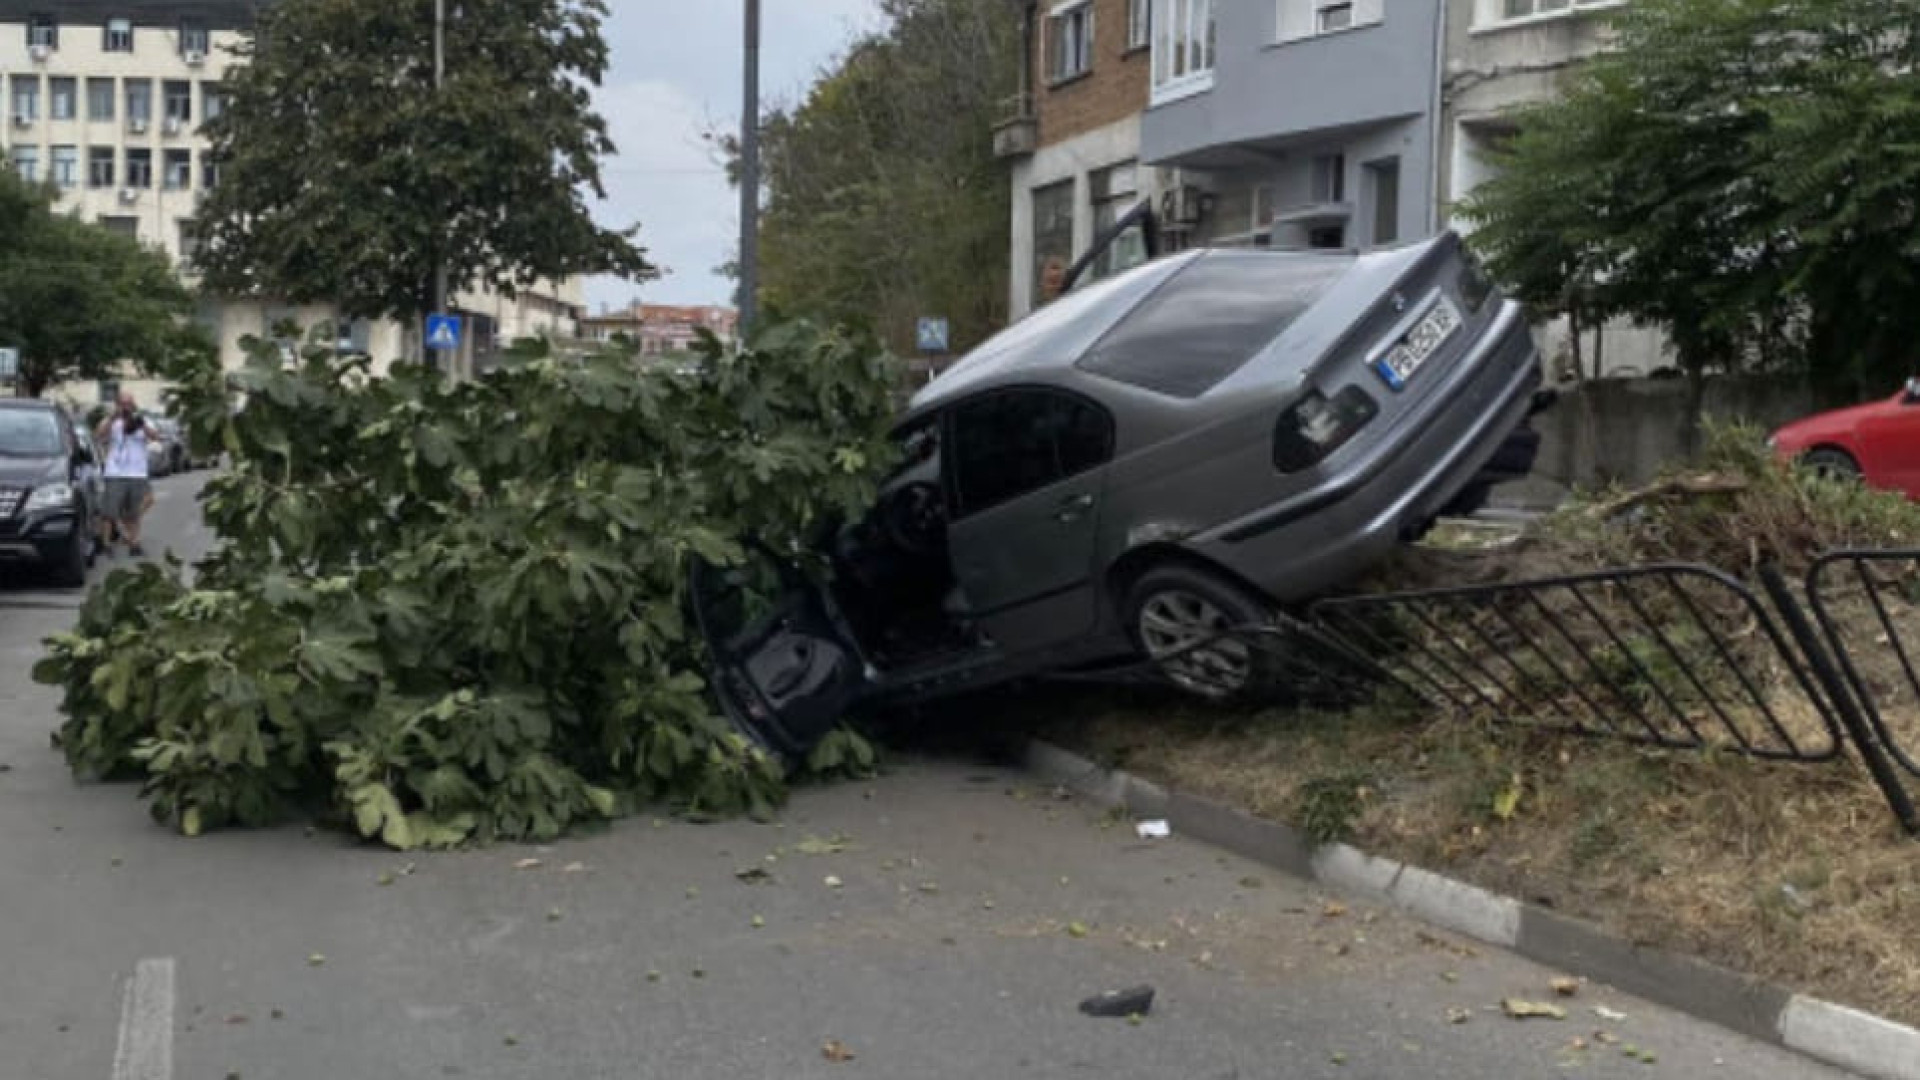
[1076,250,1354,399]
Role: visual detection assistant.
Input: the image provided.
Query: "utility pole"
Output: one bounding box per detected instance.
[738,0,761,335]
[430,0,450,374]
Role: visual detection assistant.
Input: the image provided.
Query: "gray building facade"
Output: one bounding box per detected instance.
[1137,0,1443,253]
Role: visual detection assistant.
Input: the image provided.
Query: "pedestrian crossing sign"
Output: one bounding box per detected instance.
[426,314,462,351]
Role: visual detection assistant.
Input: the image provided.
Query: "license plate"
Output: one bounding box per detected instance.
[1372,298,1461,391]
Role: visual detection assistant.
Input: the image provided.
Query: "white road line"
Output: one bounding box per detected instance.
[111,957,174,1080]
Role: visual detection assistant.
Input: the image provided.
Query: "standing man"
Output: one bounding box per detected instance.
[94,392,152,558]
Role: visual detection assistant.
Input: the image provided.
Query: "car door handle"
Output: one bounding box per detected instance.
[1054,493,1095,523]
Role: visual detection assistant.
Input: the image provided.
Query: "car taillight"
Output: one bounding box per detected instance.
[1457,252,1495,313]
[1273,385,1379,474]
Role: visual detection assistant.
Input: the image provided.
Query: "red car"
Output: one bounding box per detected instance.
[1772,380,1920,495]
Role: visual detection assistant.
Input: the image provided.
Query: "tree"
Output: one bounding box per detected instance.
[0,169,196,398]
[191,0,653,338]
[1460,0,1920,430]
[725,0,1018,356]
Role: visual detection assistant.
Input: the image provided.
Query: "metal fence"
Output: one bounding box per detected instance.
[1058,554,1920,834]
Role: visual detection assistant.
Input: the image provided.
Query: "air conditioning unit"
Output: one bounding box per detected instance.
[163,117,182,136]
[118,188,139,205]
[184,49,206,67]
[129,118,148,135]
[29,43,51,62]
[1159,184,1209,229]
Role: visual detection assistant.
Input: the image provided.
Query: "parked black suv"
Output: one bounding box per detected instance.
[0,400,100,587]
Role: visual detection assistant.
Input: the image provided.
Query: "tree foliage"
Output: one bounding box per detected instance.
[191,0,652,325]
[1461,0,1920,402]
[38,323,897,847]
[0,168,197,398]
[732,0,1018,355]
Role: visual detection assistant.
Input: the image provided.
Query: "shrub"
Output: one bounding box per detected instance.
[37,322,900,847]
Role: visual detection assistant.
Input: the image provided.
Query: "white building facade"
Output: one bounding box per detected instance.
[0,1,583,404]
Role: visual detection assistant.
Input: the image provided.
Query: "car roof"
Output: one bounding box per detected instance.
[903,252,1202,420]
[0,398,59,411]
[903,242,1437,420]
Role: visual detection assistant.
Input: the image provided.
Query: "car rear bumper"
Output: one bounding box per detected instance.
[1195,300,1542,603]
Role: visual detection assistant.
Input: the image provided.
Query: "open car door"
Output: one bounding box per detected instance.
[1060,199,1159,295]
[689,555,870,758]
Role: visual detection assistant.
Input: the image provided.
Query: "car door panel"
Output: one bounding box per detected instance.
[944,388,1115,654]
[1856,394,1920,496]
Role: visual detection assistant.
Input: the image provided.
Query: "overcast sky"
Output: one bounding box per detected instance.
[587,1,885,313]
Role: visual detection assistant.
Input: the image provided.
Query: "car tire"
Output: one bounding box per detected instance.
[1802,447,1862,481]
[1123,564,1278,702]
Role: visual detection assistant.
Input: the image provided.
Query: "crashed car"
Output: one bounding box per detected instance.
[696,219,1546,756]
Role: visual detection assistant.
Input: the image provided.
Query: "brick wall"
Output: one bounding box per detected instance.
[1035,0,1150,147]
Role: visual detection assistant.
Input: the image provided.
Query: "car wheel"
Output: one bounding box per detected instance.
[1124,564,1277,701]
[1803,447,1862,481]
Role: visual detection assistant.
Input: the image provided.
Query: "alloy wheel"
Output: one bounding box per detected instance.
[1136,589,1254,697]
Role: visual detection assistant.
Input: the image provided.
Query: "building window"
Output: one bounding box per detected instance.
[1366,156,1400,245]
[11,75,39,122]
[177,219,202,268]
[126,80,152,124]
[1151,0,1215,104]
[1311,153,1347,203]
[1048,1,1094,83]
[1089,161,1149,279]
[99,216,139,240]
[126,149,153,188]
[164,81,192,123]
[180,20,210,56]
[48,77,74,121]
[27,14,56,49]
[202,85,225,122]
[50,145,77,189]
[10,146,39,183]
[1031,180,1075,307]
[87,78,115,121]
[88,147,116,188]
[1279,0,1381,41]
[104,18,134,53]
[164,149,192,190]
[1127,0,1151,49]
[202,158,221,189]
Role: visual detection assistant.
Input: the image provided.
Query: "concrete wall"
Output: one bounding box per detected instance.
[1140,0,1441,167]
[1499,375,1820,507]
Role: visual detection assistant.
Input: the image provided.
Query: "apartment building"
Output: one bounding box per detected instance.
[1138,0,1444,255]
[579,303,739,356]
[997,0,1161,321]
[0,1,582,400]
[1441,0,1662,378]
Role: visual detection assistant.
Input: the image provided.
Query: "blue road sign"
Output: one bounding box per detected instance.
[916,317,950,354]
[426,314,462,352]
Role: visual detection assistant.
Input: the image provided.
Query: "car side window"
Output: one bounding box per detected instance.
[950,389,1114,518]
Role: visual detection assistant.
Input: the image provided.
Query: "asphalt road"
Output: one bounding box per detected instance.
[0,474,1857,1079]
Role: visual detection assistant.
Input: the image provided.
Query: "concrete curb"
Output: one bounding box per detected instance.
[1023,739,1920,1080]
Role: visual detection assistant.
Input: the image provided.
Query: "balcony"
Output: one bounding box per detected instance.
[991,93,1036,160]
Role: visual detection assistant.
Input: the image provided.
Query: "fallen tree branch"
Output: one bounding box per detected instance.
[1586,473,1749,522]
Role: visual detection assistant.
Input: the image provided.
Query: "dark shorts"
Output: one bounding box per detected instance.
[104,478,150,522]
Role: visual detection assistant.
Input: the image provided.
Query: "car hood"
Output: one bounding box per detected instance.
[1773,396,1900,446]
[0,454,65,489]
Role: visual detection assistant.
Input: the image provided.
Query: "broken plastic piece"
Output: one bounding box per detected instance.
[1080,985,1156,1018]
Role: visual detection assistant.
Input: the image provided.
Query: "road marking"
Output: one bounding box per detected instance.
[111,957,174,1080]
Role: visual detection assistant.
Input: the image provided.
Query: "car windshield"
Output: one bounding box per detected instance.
[0,409,64,457]
[1078,250,1356,399]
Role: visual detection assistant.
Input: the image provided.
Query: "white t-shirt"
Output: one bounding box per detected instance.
[104,418,151,480]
